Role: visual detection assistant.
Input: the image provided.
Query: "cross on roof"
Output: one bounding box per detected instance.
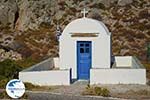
[81,8,88,18]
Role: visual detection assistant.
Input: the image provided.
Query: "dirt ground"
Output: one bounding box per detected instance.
[147,69,150,80]
[49,81,150,100]
[1,82,150,99]
[99,84,150,100]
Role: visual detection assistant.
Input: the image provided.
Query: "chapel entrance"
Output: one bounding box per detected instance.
[77,41,91,80]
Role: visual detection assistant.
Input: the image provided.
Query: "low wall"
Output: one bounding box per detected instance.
[54,57,60,68]
[19,69,71,86]
[132,56,145,68]
[90,68,146,84]
[114,56,132,67]
[23,58,54,72]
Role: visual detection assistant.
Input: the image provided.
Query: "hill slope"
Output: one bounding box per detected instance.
[0,0,149,61]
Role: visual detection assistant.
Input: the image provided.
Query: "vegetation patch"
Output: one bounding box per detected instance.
[0,78,9,89]
[117,89,150,97]
[142,62,150,80]
[143,63,150,69]
[24,82,53,91]
[16,57,39,69]
[0,59,23,89]
[0,59,21,79]
[0,91,28,99]
[82,85,110,97]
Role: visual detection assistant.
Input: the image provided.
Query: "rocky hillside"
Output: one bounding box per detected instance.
[0,0,149,61]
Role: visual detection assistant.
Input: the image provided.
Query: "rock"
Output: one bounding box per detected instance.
[15,0,53,31]
[0,0,18,29]
[0,33,14,47]
[0,0,148,61]
[0,49,22,61]
[118,0,133,6]
[0,49,5,54]
[7,41,24,50]
[120,49,130,55]
[96,0,118,7]
[88,9,102,20]
[55,11,65,20]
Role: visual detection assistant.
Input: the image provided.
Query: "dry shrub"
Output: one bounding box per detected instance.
[126,89,150,95]
[24,82,52,91]
[0,91,28,99]
[139,9,149,19]
[82,85,110,97]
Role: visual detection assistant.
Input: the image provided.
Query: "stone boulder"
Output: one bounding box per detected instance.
[15,0,53,31]
[118,0,133,6]
[0,0,18,29]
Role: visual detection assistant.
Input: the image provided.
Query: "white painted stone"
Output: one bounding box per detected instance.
[53,57,60,68]
[90,68,146,84]
[115,56,132,67]
[19,69,70,86]
[59,18,111,79]
[90,56,146,84]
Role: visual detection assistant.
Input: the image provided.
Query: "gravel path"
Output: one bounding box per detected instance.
[51,80,88,95]
[48,81,150,100]
[1,81,150,99]
[27,91,120,100]
[50,81,150,95]
[98,84,150,94]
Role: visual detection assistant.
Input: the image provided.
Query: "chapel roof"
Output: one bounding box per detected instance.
[63,17,110,35]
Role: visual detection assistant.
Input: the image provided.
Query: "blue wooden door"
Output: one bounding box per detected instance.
[77,41,91,80]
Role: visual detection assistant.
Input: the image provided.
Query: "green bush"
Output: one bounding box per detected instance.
[24,82,38,90]
[0,75,6,80]
[0,59,22,79]
[16,57,38,68]
[0,78,9,89]
[83,85,110,97]
[101,88,110,97]
[94,87,102,95]
[0,59,22,89]
[24,82,52,91]
[24,82,45,90]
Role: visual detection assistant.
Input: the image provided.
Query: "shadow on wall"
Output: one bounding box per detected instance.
[21,58,54,72]
[111,55,115,68]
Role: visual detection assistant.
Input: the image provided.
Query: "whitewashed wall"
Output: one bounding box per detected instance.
[54,57,60,68]
[19,69,71,86]
[115,56,132,67]
[59,18,111,79]
[90,68,146,84]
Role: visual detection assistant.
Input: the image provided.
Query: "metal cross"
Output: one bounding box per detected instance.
[81,8,88,18]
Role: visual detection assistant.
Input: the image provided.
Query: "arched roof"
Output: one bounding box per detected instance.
[62,17,111,35]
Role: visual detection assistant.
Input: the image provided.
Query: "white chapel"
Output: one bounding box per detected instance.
[59,13,111,80]
[19,9,146,85]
